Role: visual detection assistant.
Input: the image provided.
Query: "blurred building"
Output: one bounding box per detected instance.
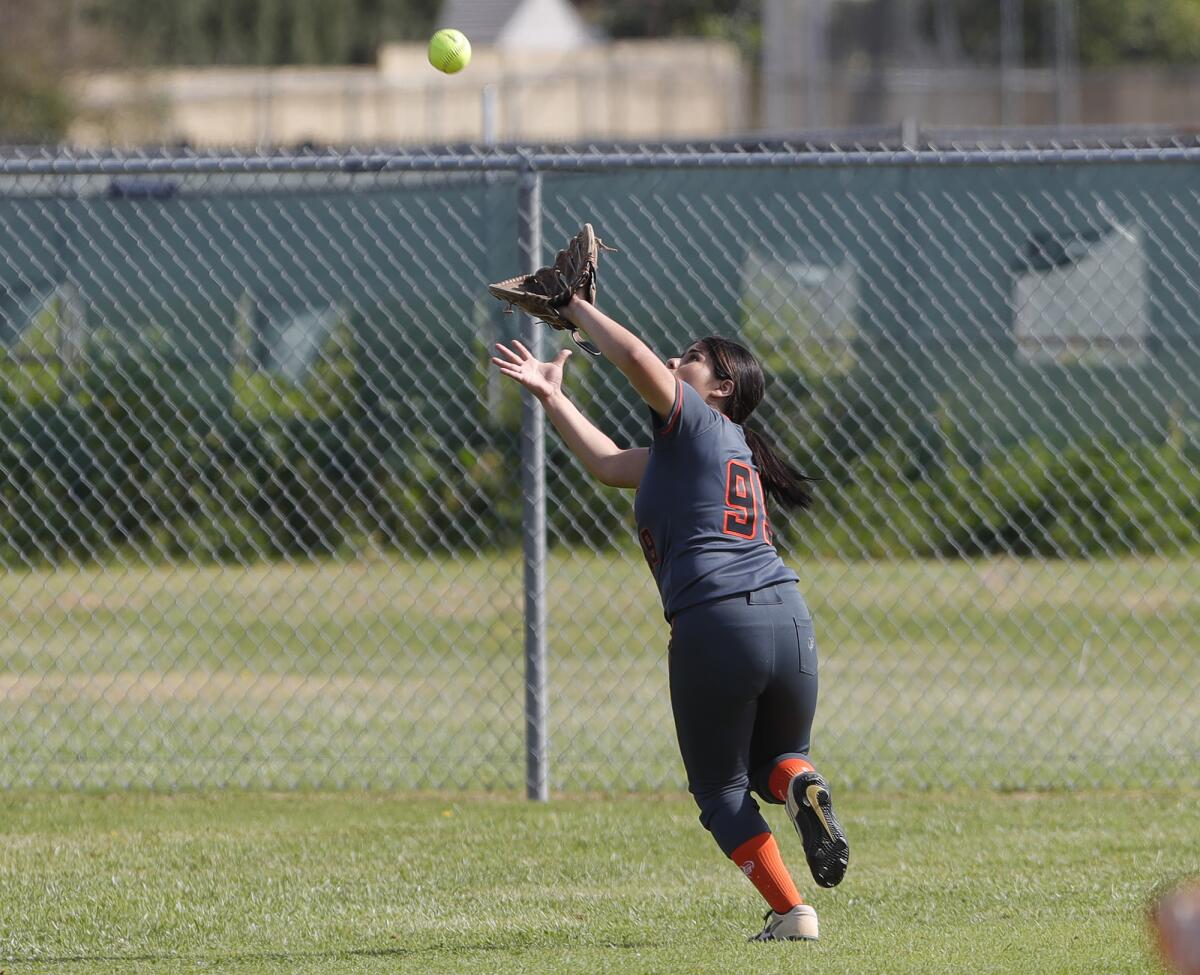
[67,0,747,148]
[760,0,1200,132]
[55,0,1200,148]
[69,39,745,147]
[764,0,1068,130]
[439,0,598,49]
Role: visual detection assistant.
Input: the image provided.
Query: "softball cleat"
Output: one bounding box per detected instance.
[748,904,819,942]
[786,770,849,888]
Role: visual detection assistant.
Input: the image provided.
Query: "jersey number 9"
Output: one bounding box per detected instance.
[723,460,771,543]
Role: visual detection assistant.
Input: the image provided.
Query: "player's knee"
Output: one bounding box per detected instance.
[751,752,812,805]
[693,783,768,856]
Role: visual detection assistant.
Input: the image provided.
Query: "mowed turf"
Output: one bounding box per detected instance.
[0,553,1198,791]
[0,789,1195,974]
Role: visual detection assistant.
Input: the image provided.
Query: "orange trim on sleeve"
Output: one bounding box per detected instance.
[658,379,684,437]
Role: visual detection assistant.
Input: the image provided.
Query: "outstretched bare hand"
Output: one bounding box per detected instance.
[491,340,572,401]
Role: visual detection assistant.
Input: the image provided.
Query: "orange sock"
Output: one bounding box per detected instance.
[729,832,803,914]
[768,757,815,802]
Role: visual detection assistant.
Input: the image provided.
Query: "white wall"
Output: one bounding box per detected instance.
[70,41,746,148]
[497,0,595,49]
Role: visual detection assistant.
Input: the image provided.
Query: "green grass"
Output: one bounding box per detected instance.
[1,789,1195,974]
[0,553,1198,791]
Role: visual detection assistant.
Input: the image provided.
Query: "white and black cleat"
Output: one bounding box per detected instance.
[749,904,819,942]
[786,770,849,888]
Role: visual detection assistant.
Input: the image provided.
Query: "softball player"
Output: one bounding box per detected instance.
[491,296,849,942]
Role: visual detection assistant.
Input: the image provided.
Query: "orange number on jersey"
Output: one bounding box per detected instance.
[723,460,774,545]
[722,460,759,539]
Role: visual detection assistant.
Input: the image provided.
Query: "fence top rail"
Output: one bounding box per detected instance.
[4,145,1200,176]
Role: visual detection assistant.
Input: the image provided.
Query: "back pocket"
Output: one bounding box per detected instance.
[794,617,817,675]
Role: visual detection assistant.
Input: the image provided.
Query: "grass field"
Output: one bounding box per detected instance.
[2,553,1195,971]
[2,547,1200,792]
[0,552,1198,791]
[1,789,1195,974]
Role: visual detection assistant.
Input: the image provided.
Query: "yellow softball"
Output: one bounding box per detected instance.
[428,28,471,74]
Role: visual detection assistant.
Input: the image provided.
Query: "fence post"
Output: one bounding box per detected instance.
[517,166,549,801]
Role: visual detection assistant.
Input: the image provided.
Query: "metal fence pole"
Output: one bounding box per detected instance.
[1054,0,1081,124]
[1000,0,1023,125]
[517,167,548,801]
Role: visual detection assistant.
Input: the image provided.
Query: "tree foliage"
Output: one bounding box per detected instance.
[0,0,75,141]
[1071,0,1200,63]
[93,0,441,66]
[910,0,1200,67]
[0,67,72,143]
[582,0,1200,68]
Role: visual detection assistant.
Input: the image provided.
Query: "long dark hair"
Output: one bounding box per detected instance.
[699,336,817,510]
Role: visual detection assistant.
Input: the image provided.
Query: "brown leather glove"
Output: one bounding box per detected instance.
[488,223,615,356]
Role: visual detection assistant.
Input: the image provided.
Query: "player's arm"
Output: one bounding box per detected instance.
[540,394,648,488]
[561,297,676,418]
[491,340,648,489]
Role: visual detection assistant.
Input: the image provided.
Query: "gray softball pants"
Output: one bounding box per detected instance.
[667,580,818,857]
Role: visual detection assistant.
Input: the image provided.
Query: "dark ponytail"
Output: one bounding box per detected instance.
[742,424,816,510]
[700,336,818,511]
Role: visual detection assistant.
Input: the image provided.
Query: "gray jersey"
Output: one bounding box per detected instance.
[633,379,799,620]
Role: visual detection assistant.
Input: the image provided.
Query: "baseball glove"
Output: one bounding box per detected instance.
[488,223,615,357]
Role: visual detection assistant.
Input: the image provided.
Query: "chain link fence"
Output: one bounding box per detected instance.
[0,142,1198,793]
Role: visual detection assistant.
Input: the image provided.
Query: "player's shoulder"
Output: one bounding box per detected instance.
[674,381,725,436]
